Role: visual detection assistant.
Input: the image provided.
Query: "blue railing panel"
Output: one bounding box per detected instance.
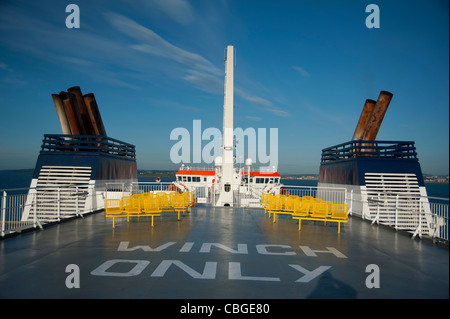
[321,140,417,163]
[40,134,136,160]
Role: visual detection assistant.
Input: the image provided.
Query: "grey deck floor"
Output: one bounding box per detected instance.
[0,206,448,299]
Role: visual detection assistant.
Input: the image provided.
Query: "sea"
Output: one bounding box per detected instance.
[1,169,448,201]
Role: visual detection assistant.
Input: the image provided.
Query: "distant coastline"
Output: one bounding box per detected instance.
[136,169,448,183]
[423,175,449,183]
[1,169,448,183]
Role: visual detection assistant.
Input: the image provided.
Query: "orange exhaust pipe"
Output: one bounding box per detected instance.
[68,86,95,135]
[59,91,86,135]
[352,99,376,141]
[362,91,393,141]
[83,93,107,136]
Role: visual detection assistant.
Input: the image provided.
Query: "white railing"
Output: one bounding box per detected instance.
[428,199,449,241]
[347,190,449,241]
[1,189,35,237]
[1,184,102,238]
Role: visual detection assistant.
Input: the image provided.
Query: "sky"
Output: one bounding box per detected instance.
[0,0,448,175]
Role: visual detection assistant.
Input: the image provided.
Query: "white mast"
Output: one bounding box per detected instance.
[216,45,235,206]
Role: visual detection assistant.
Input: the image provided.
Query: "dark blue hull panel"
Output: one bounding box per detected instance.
[32,152,137,182]
[319,157,425,187]
[32,134,137,182]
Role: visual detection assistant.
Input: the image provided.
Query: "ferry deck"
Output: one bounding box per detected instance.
[1,51,447,305]
[0,205,448,300]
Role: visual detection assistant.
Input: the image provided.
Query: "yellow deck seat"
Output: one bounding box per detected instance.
[142,194,161,227]
[122,196,141,216]
[260,193,273,214]
[105,199,125,228]
[331,204,348,219]
[172,193,186,220]
[310,202,329,219]
[291,198,310,217]
[182,192,194,211]
[284,196,297,213]
[157,193,171,211]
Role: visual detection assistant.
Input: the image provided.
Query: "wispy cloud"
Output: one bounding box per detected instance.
[106,12,290,117]
[235,88,272,108]
[182,69,223,94]
[106,12,221,76]
[1,2,290,117]
[145,0,195,25]
[235,87,290,117]
[292,65,310,78]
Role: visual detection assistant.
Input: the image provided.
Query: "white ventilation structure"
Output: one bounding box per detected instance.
[362,173,432,235]
[22,166,93,222]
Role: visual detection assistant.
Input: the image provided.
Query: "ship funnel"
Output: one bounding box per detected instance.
[362,90,393,141]
[83,93,107,136]
[52,94,72,135]
[52,86,108,137]
[68,86,95,135]
[59,91,86,135]
[352,99,376,141]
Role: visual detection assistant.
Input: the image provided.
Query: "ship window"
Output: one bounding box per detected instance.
[224,183,231,192]
[250,178,253,183]
[275,178,279,183]
[269,178,274,183]
[182,176,187,182]
[192,177,200,182]
[187,176,191,182]
[256,178,262,184]
[265,178,269,183]
[204,177,207,182]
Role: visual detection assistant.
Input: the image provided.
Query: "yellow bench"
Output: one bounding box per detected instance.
[268,195,299,222]
[124,194,162,227]
[105,195,161,228]
[292,203,349,233]
[261,194,349,233]
[105,191,194,228]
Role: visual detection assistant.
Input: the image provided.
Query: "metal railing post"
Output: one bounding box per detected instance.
[350,189,353,216]
[418,199,422,238]
[33,192,37,228]
[1,191,7,237]
[57,187,61,221]
[395,195,399,231]
[76,186,79,216]
[373,194,380,225]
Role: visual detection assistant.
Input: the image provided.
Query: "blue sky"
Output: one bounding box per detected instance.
[0,0,448,175]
